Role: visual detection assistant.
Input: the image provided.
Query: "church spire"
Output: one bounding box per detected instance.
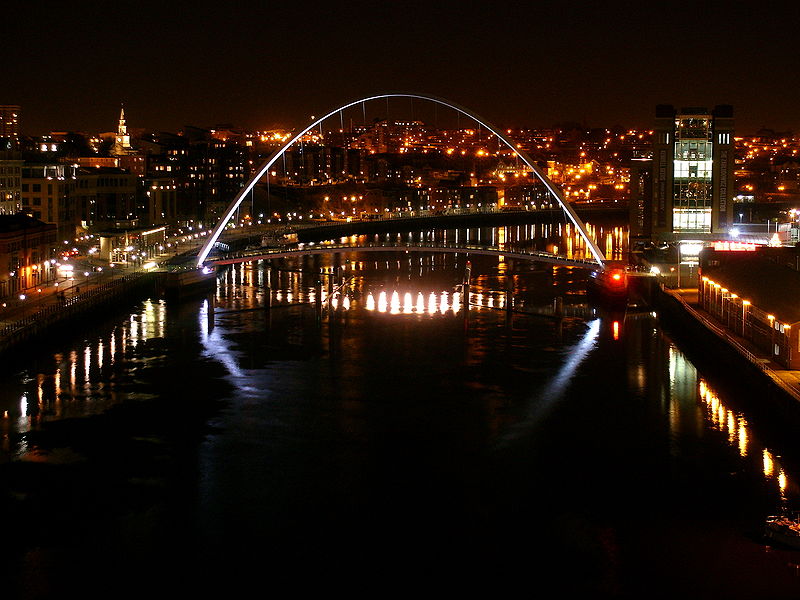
[112,103,132,156]
[118,104,126,136]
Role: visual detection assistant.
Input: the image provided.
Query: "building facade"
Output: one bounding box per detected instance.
[652,105,734,237]
[0,153,23,215]
[0,214,57,299]
[74,167,138,229]
[0,105,20,145]
[20,163,78,240]
[698,246,800,369]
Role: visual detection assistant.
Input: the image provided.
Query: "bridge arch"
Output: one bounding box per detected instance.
[196,93,607,268]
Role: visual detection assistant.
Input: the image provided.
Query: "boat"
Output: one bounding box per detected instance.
[764,514,800,549]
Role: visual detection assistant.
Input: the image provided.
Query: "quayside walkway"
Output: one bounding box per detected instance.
[0,271,154,355]
[664,286,800,404]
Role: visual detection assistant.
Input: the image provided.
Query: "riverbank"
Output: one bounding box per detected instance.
[654,284,800,423]
[0,272,157,356]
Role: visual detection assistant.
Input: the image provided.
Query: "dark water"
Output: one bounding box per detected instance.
[2,248,800,599]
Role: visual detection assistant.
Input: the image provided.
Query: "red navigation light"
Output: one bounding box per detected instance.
[609,269,625,286]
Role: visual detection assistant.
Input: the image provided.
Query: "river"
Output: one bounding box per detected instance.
[1,224,800,598]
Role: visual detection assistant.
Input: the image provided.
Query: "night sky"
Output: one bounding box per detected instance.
[8,1,800,135]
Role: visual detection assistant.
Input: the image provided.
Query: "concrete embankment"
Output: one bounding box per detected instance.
[651,284,800,422]
[0,273,157,356]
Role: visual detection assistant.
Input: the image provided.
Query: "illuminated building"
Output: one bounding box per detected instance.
[111,105,134,156]
[74,167,137,229]
[20,163,78,239]
[699,246,800,368]
[0,105,20,144]
[0,152,23,215]
[652,105,734,236]
[144,176,178,225]
[0,213,57,299]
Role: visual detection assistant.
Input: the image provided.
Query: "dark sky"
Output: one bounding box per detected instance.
[8,1,800,136]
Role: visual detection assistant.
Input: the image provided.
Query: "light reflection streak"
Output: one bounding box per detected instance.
[764,449,774,478]
[390,291,401,314]
[499,319,601,445]
[361,289,471,316]
[18,394,29,432]
[54,368,61,404]
[84,346,91,382]
[70,350,76,390]
[199,298,244,379]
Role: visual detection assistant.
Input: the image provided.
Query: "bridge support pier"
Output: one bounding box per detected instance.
[505,266,514,320]
[206,292,215,330]
[263,286,271,311]
[553,296,564,318]
[462,259,472,329]
[315,279,323,322]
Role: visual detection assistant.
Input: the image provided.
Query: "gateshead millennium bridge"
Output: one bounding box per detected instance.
[196,93,607,270]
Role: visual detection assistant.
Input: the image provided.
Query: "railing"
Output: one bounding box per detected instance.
[0,272,151,350]
[664,286,800,403]
[209,240,600,269]
[271,206,549,229]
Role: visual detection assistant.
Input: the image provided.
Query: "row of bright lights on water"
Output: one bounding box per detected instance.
[265,289,507,314]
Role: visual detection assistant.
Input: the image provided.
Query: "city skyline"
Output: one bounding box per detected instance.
[7,1,800,135]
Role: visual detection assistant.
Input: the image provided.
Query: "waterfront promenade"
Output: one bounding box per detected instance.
[665,286,800,404]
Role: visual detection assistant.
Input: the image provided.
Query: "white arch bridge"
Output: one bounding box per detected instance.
[208,241,599,269]
[196,93,607,270]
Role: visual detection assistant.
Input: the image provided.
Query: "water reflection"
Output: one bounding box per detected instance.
[0,298,169,459]
[698,377,790,502]
[321,222,631,262]
[363,289,475,315]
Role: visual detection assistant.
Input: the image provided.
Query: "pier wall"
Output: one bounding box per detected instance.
[653,285,800,423]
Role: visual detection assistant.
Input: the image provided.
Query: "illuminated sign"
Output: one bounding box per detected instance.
[712,241,757,252]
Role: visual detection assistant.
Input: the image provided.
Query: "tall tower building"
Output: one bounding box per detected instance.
[111,105,133,156]
[0,105,21,144]
[652,104,734,237]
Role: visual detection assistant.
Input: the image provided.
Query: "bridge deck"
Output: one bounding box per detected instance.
[208,242,601,269]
